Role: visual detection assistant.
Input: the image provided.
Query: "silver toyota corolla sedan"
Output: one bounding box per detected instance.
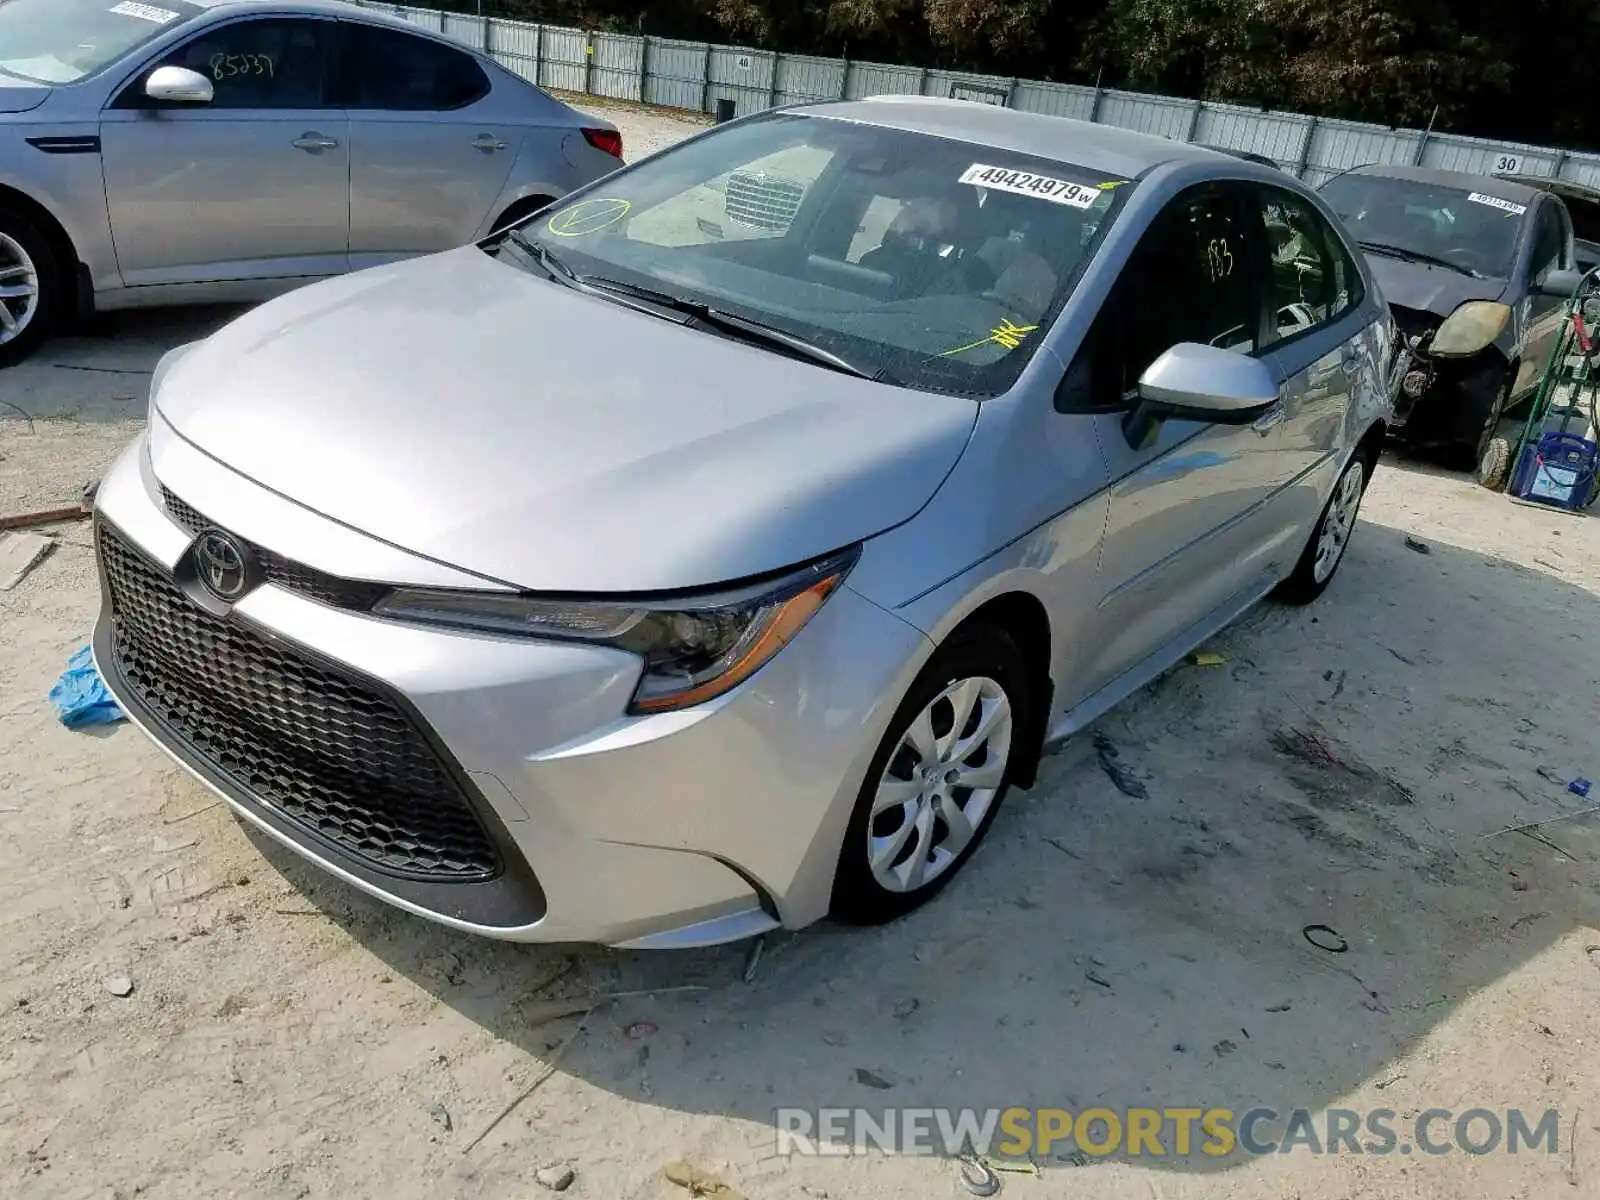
[92,97,1398,949]
[0,0,622,364]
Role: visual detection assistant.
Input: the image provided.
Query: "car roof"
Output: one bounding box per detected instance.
[799,96,1231,180]
[1500,174,1600,202]
[1340,162,1543,202]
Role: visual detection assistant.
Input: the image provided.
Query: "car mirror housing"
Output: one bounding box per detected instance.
[1123,342,1280,448]
[145,66,215,105]
[1534,266,1585,300]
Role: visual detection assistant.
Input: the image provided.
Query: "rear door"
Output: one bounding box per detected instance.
[100,15,349,286]
[334,22,520,267]
[1065,183,1299,704]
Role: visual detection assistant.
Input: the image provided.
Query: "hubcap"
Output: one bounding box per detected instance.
[1313,461,1365,584]
[0,231,39,346]
[867,676,1014,894]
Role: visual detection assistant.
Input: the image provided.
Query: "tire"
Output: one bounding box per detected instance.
[1477,434,1514,491]
[831,626,1033,925]
[0,206,64,368]
[1274,454,1368,605]
[1460,369,1512,471]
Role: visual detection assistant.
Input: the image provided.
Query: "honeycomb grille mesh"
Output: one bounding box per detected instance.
[100,522,499,880]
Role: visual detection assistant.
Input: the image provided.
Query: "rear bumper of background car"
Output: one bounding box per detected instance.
[91,428,930,947]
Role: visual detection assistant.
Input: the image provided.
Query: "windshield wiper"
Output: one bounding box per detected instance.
[576,276,880,381]
[1357,240,1485,279]
[501,232,697,323]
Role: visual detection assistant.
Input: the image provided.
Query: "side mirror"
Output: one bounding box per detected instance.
[1122,343,1280,448]
[1535,266,1584,299]
[145,66,214,105]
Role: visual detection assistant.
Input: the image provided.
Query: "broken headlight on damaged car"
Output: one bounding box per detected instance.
[1428,301,1512,358]
[373,547,859,714]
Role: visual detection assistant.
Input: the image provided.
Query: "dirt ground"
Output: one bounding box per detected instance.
[3,101,1600,1200]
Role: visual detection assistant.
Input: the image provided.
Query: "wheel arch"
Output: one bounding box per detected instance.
[0,181,82,315]
[480,190,559,240]
[938,590,1054,790]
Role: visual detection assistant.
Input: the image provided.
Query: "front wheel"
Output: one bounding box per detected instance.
[1275,455,1367,605]
[830,627,1032,925]
[0,208,63,367]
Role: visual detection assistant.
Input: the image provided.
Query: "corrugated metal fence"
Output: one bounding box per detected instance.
[358,1,1600,187]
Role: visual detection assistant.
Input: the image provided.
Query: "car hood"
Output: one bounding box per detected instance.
[1364,253,1507,317]
[154,247,978,593]
[0,77,50,114]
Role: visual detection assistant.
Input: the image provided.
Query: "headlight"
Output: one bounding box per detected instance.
[1429,301,1511,358]
[373,547,860,714]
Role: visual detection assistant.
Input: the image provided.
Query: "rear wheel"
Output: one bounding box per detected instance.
[0,207,63,367]
[1275,454,1367,605]
[831,627,1031,925]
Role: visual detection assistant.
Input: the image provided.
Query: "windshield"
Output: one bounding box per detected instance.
[0,0,200,84]
[502,112,1130,397]
[1317,172,1526,280]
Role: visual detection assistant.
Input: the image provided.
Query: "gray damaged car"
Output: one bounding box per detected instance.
[1318,164,1582,470]
[0,0,622,365]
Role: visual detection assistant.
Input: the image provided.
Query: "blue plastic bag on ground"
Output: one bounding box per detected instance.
[49,646,126,728]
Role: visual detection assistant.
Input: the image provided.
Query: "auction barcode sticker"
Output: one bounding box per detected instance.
[959,164,1102,209]
[110,2,181,22]
[1468,191,1528,216]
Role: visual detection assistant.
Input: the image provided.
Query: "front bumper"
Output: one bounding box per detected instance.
[91,423,931,947]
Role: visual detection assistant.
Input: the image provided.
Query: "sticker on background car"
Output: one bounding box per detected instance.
[108,1,181,23]
[1467,192,1528,216]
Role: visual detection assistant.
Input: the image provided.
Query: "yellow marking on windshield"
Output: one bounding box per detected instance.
[547,198,632,237]
[1098,180,1129,190]
[939,319,1040,358]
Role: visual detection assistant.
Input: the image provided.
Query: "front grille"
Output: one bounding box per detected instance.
[724,169,805,232]
[160,485,387,611]
[99,522,499,880]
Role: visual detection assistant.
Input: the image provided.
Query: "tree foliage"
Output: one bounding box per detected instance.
[450,0,1600,148]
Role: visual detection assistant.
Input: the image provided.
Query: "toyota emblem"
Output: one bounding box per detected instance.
[194,529,249,601]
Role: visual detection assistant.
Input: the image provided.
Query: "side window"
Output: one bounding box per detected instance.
[1256,187,1355,343]
[144,19,330,109]
[1530,202,1566,282]
[338,25,490,111]
[1076,187,1257,407]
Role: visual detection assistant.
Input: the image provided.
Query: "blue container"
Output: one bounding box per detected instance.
[1510,431,1598,511]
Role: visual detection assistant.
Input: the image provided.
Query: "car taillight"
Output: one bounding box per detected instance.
[582,128,623,158]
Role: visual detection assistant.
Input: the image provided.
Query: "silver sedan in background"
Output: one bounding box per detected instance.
[0,0,623,364]
[94,99,1396,949]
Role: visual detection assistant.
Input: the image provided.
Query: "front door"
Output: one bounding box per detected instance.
[1063,183,1299,705]
[100,16,349,287]
[1516,197,1573,399]
[335,22,522,267]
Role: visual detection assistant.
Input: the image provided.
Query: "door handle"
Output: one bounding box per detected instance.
[292,133,340,153]
[1251,400,1286,436]
[471,134,508,153]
